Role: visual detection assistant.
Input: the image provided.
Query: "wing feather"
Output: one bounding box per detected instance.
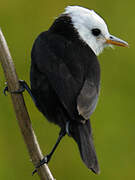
[77,80,99,119]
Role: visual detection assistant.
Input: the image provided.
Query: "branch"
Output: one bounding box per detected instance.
[0,29,55,180]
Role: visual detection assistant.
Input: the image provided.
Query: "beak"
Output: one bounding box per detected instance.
[106,35,128,47]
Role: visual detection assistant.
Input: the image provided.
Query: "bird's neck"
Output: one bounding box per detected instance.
[49,14,79,41]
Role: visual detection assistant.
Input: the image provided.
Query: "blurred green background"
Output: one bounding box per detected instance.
[0,0,134,179]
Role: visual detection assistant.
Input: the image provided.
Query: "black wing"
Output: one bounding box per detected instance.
[77,80,99,119]
[31,31,100,121]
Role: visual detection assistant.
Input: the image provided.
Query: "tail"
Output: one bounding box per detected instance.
[70,120,100,174]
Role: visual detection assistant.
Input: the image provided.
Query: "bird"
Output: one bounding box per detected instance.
[30,5,128,174]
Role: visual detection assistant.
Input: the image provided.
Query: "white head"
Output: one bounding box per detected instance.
[65,6,128,55]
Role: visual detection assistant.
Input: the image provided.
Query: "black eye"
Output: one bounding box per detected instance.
[92,28,101,36]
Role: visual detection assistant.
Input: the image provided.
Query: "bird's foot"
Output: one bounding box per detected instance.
[3,80,26,96]
[3,80,36,103]
[32,155,51,175]
[32,129,65,175]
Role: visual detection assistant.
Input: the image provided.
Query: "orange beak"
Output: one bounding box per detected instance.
[106,35,128,47]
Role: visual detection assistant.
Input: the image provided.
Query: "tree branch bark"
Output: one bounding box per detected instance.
[0,29,55,180]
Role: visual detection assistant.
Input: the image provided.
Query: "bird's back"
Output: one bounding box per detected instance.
[30,28,100,126]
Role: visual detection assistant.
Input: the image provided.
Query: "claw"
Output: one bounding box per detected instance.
[3,86,8,96]
[32,169,37,175]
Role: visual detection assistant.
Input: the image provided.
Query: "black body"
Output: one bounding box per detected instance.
[30,15,100,173]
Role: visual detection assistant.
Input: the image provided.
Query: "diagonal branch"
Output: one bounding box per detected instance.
[0,29,55,180]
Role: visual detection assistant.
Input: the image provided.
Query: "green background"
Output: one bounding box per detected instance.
[0,0,134,179]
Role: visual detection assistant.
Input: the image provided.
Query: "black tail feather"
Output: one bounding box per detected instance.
[71,120,100,174]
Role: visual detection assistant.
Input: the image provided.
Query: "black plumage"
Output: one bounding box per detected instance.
[30,14,100,174]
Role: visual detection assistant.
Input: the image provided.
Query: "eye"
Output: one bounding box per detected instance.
[92,28,101,36]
